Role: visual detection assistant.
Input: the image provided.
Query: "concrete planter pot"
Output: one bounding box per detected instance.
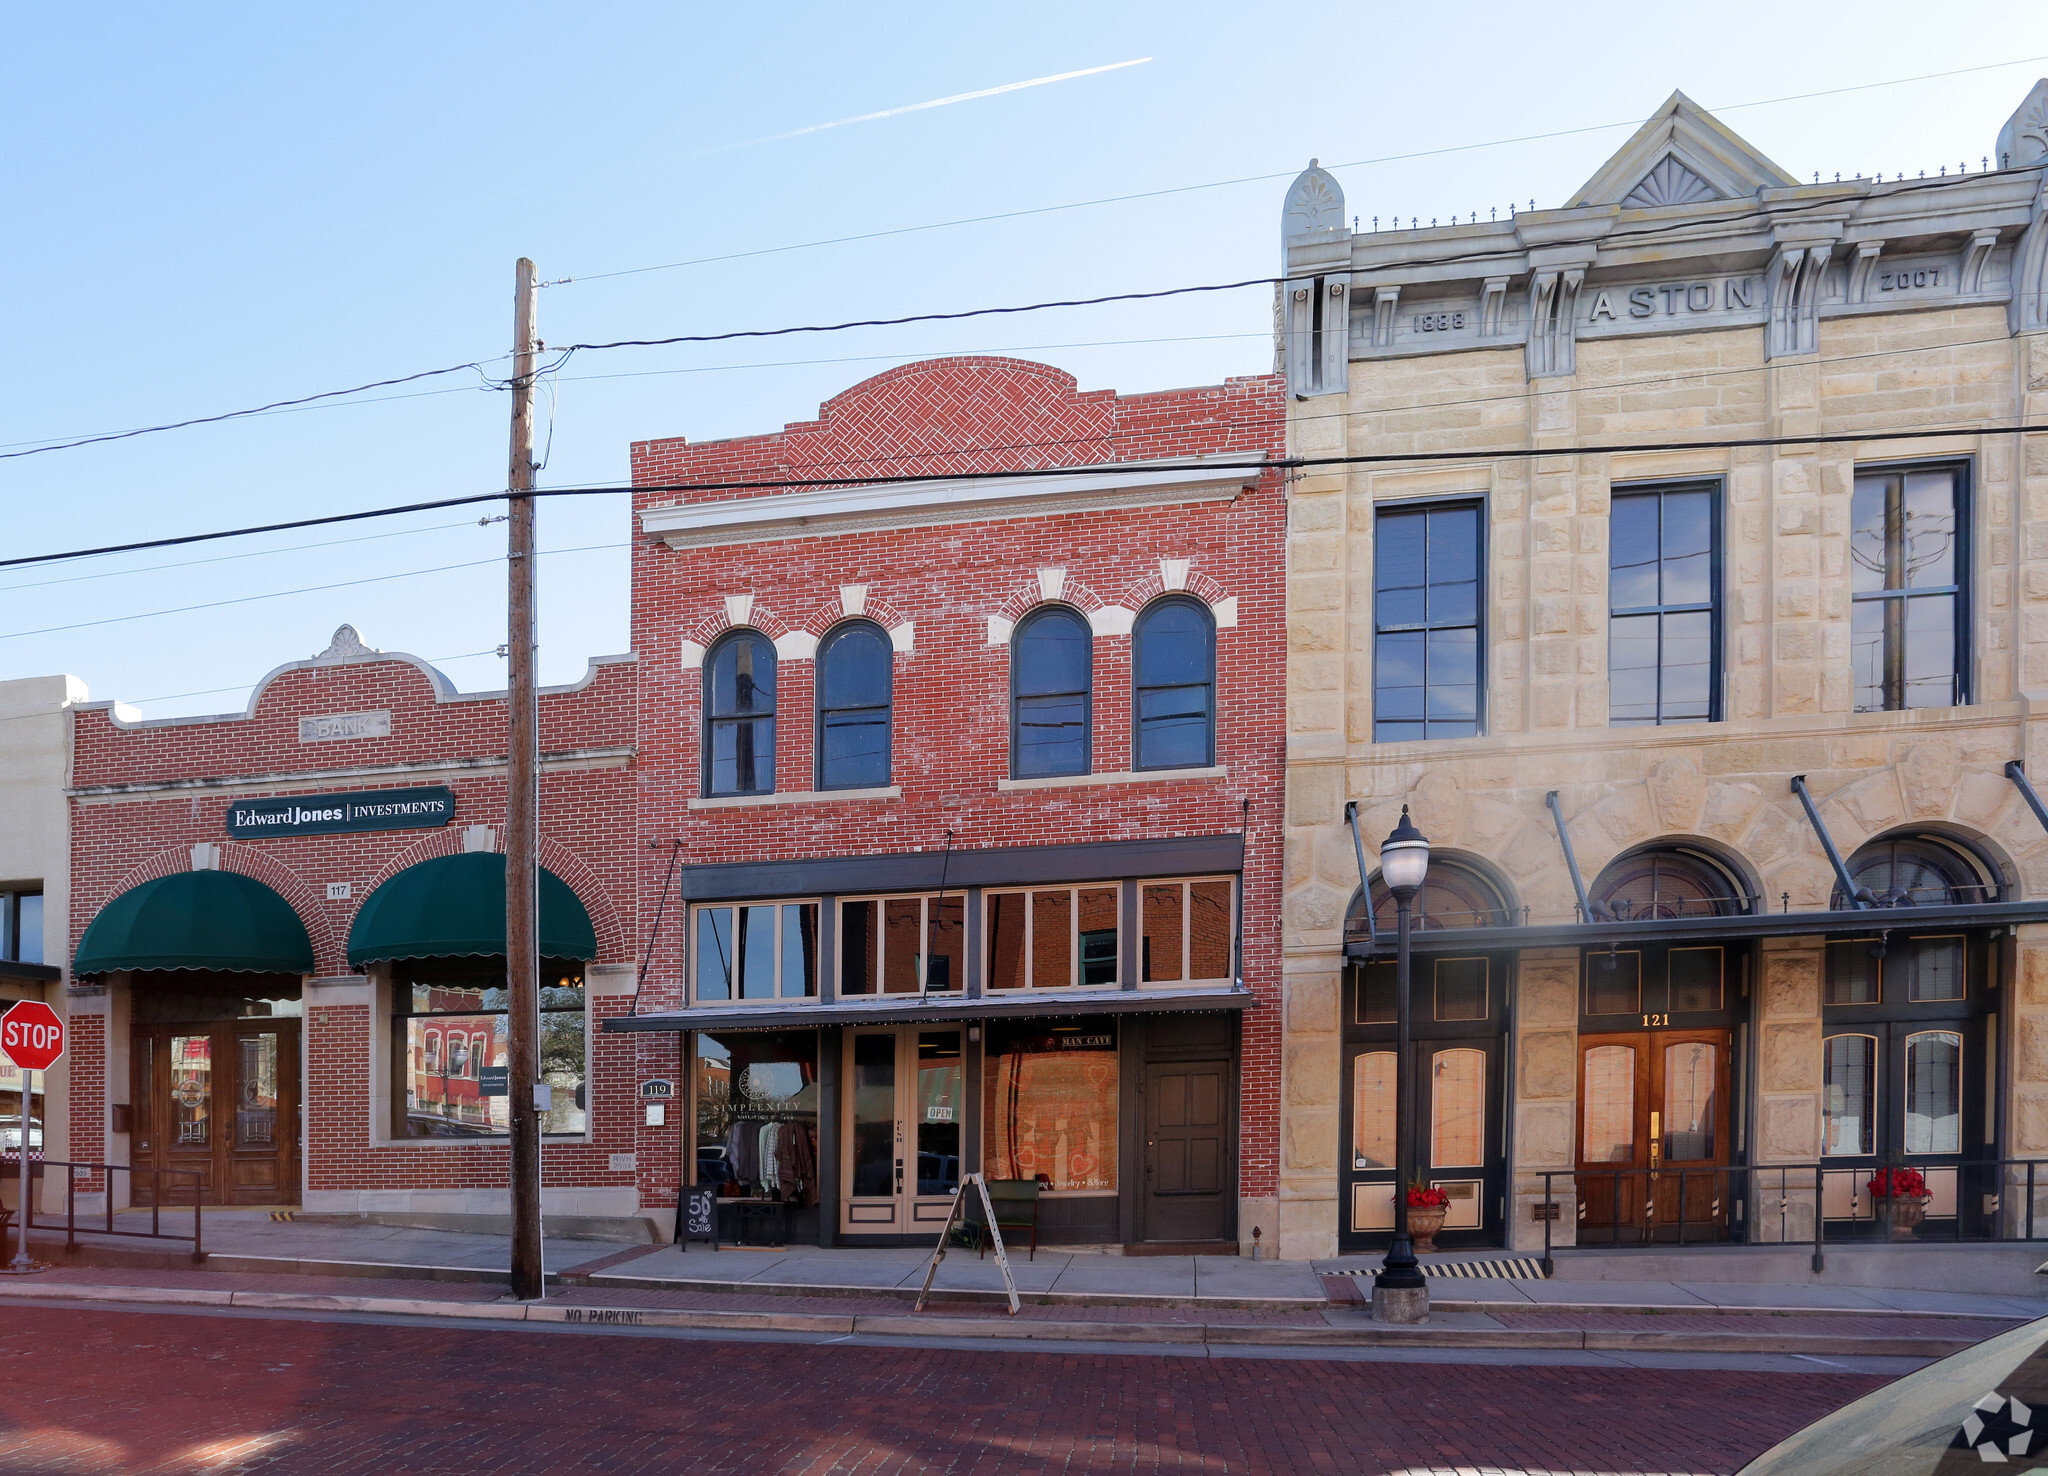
[1406,1205,1449,1254]
[1878,1195,1931,1241]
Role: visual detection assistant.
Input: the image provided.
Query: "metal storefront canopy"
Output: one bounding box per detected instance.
[1344,898,2048,959]
[604,984,1256,1033]
[74,870,316,976]
[347,852,596,966]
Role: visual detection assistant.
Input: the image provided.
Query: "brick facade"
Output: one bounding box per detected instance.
[627,356,1287,1239]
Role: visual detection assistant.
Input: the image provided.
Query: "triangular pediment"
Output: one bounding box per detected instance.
[1569,91,1798,209]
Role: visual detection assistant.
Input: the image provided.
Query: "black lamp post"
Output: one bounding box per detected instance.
[1374,804,1430,1323]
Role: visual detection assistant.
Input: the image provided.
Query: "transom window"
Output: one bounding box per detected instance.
[1609,482,1717,725]
[704,631,776,797]
[1838,833,1998,909]
[1133,597,1216,769]
[1851,464,1966,712]
[1354,856,1514,938]
[1139,877,1235,985]
[986,885,1119,989]
[1011,607,1092,778]
[840,893,965,994]
[1373,501,1481,742]
[692,901,820,1003]
[816,621,892,790]
[1589,846,1750,921]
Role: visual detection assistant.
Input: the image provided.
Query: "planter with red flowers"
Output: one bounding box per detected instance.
[1868,1168,1932,1241]
[1406,1181,1451,1253]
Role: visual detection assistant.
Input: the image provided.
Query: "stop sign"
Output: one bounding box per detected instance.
[0,1001,63,1072]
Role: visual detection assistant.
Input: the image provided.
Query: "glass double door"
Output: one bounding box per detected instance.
[1345,1038,1503,1246]
[131,1020,300,1206]
[841,1026,964,1235]
[1576,1029,1730,1243]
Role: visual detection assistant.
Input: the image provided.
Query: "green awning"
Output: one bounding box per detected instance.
[74,870,316,976]
[347,852,597,967]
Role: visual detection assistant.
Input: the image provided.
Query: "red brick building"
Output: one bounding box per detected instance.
[614,357,1286,1248]
[61,627,643,1224]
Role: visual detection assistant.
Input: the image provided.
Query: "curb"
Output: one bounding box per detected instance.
[0,1280,1985,1355]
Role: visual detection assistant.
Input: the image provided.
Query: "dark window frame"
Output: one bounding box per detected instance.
[702,628,778,798]
[1010,604,1093,779]
[0,890,42,965]
[1372,497,1486,743]
[1850,458,1972,712]
[1608,478,1723,726]
[1131,594,1218,771]
[813,619,894,791]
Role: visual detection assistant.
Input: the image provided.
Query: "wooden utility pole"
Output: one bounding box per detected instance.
[506,258,543,1300]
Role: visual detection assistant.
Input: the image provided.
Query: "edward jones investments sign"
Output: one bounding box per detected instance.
[226,785,456,839]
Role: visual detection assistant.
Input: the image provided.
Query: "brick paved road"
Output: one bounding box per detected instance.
[0,1305,1884,1475]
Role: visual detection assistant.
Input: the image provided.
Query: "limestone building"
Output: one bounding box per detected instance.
[1277,84,2048,1259]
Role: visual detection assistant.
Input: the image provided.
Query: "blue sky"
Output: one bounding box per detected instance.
[5,2,2046,717]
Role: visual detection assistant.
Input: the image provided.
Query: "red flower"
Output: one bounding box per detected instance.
[1406,1183,1451,1209]
[1868,1168,1929,1199]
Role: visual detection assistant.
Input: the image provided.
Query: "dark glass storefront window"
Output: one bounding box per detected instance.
[696,1030,818,1204]
[1012,607,1091,777]
[1373,502,1481,742]
[391,959,585,1137]
[816,621,892,789]
[1609,483,1717,725]
[705,631,776,796]
[1851,465,1965,711]
[839,895,964,994]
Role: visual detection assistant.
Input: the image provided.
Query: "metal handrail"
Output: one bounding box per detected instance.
[1536,1156,2048,1277]
[13,1159,207,1263]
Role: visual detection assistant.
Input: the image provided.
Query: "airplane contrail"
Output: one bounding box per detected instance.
[695,58,1154,157]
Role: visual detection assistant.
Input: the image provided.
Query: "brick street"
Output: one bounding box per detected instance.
[0,1305,1885,1475]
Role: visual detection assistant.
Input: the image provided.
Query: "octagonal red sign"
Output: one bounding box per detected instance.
[0,1000,63,1071]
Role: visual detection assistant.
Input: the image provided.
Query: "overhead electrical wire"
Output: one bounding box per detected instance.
[9,418,2048,577]
[544,52,2048,287]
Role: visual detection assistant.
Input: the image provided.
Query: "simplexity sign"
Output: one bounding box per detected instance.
[226,785,456,839]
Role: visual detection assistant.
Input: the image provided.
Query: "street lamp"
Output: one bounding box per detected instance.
[1375,805,1431,1324]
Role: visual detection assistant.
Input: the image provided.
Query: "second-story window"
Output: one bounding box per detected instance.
[704,630,776,796]
[1012,607,1091,778]
[1374,502,1481,742]
[816,621,892,790]
[1133,597,1216,769]
[1852,464,1966,711]
[1610,482,1718,725]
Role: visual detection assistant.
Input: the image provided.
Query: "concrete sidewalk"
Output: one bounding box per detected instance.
[32,1210,2048,1323]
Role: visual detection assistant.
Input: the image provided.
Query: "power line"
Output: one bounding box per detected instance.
[546,52,2048,287]
[0,360,512,462]
[10,418,2048,577]
[0,540,625,641]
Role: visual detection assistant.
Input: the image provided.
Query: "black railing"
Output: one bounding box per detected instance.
[1345,906,1528,947]
[1828,882,2002,910]
[1573,893,1761,923]
[1537,1158,2048,1277]
[12,1159,207,1262]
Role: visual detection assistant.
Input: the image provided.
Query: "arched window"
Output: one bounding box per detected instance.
[1589,846,1749,920]
[816,621,892,790]
[704,631,776,796]
[1840,833,1999,908]
[1133,597,1217,769]
[1012,607,1091,778]
[1350,857,1514,938]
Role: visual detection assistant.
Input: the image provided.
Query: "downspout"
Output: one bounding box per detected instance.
[1343,801,1380,949]
[1544,791,1595,922]
[1234,798,1251,987]
[2006,760,2048,837]
[1789,775,1871,909]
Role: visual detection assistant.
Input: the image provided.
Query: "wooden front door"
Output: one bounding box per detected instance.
[1576,1029,1730,1244]
[1142,1061,1230,1241]
[839,1026,964,1236]
[132,1020,300,1206]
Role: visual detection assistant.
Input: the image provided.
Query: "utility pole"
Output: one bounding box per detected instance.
[506,258,543,1300]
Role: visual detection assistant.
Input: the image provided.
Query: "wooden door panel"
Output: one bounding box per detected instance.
[1143,1062,1231,1242]
[1577,1029,1730,1244]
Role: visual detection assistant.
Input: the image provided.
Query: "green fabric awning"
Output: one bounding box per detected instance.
[74,870,316,976]
[347,852,597,967]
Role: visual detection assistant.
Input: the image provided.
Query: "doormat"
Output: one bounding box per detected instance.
[1330,1257,1547,1280]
